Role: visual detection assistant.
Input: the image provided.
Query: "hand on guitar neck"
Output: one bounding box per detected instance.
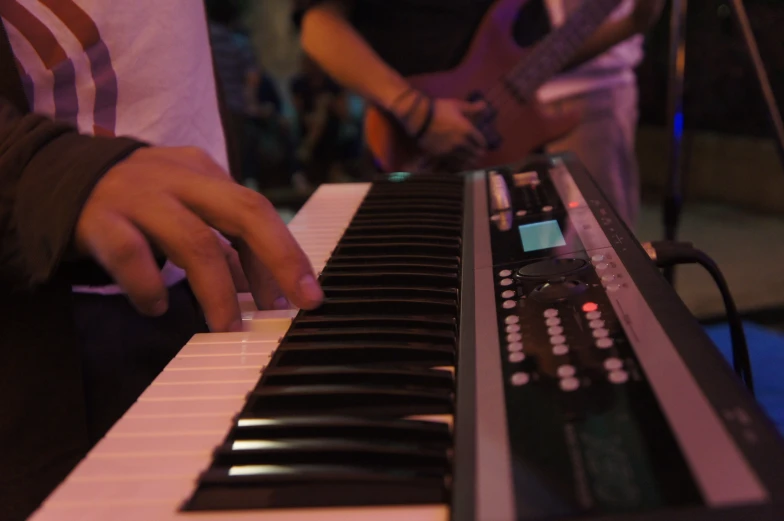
[389,89,489,172]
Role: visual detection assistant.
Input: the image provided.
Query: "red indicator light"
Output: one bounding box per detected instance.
[582,302,598,312]
[568,201,579,208]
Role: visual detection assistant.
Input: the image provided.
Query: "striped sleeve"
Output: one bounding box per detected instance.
[0,97,145,287]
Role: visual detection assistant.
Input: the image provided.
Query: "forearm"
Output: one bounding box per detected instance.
[300,1,409,111]
[0,99,144,287]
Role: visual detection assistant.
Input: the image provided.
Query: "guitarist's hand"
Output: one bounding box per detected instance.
[410,98,488,170]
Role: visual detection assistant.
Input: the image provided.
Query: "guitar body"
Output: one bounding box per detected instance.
[364,0,580,173]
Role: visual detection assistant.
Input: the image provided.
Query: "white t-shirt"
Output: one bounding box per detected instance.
[537,0,644,103]
[1,0,229,293]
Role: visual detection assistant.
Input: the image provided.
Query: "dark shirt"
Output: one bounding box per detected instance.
[257,73,283,114]
[290,74,344,156]
[209,23,258,114]
[290,74,342,112]
[299,0,552,77]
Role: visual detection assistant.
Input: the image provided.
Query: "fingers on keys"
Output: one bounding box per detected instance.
[237,241,290,311]
[76,211,169,317]
[130,197,241,332]
[171,170,324,311]
[77,147,323,332]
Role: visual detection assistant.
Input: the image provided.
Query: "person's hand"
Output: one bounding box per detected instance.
[73,146,324,332]
[401,97,488,171]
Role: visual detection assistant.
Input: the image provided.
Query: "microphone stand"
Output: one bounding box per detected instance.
[662,0,784,286]
[729,0,784,168]
[662,0,688,285]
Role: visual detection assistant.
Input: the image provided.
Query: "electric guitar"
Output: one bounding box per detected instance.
[363,0,624,173]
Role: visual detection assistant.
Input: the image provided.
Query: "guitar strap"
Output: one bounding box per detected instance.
[0,18,30,113]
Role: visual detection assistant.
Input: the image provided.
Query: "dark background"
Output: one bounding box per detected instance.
[637,0,784,137]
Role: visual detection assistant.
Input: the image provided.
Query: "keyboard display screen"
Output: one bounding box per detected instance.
[518,220,566,252]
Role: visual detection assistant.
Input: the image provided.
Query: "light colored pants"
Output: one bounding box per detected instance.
[542,80,640,229]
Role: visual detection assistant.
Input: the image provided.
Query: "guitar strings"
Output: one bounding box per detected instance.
[461,0,624,139]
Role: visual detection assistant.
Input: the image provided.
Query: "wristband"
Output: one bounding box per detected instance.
[413,97,435,142]
[387,87,414,115]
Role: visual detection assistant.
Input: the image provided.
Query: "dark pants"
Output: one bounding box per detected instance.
[73,281,208,443]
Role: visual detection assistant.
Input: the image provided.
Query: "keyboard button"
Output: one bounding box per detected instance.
[511,372,530,386]
[560,378,580,392]
[557,365,576,378]
[609,370,629,384]
[596,338,614,349]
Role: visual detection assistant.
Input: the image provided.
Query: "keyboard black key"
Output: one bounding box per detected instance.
[364,190,463,201]
[230,416,452,444]
[258,366,454,389]
[355,204,461,216]
[327,254,459,268]
[372,180,463,190]
[343,224,462,236]
[340,235,461,247]
[301,297,458,316]
[213,438,450,469]
[273,343,455,367]
[185,465,448,510]
[349,214,462,226]
[245,385,454,417]
[283,327,456,347]
[333,243,460,256]
[292,314,456,332]
[320,271,459,288]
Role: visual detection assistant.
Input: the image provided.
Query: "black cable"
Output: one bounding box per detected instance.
[643,241,754,396]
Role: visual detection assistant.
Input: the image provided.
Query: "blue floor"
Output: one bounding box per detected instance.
[703,322,784,433]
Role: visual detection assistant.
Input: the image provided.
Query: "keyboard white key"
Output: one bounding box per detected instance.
[35,503,446,521]
[241,309,297,334]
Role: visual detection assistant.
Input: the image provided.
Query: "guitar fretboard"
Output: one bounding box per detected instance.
[505,0,624,100]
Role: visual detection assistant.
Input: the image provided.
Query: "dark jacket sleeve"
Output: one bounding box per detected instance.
[0,97,147,288]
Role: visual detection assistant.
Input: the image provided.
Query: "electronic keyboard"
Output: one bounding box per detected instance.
[29,154,784,521]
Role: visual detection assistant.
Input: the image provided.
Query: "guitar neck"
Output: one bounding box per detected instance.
[506,0,624,99]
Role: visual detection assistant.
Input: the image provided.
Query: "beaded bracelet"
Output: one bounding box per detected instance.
[413,97,435,142]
